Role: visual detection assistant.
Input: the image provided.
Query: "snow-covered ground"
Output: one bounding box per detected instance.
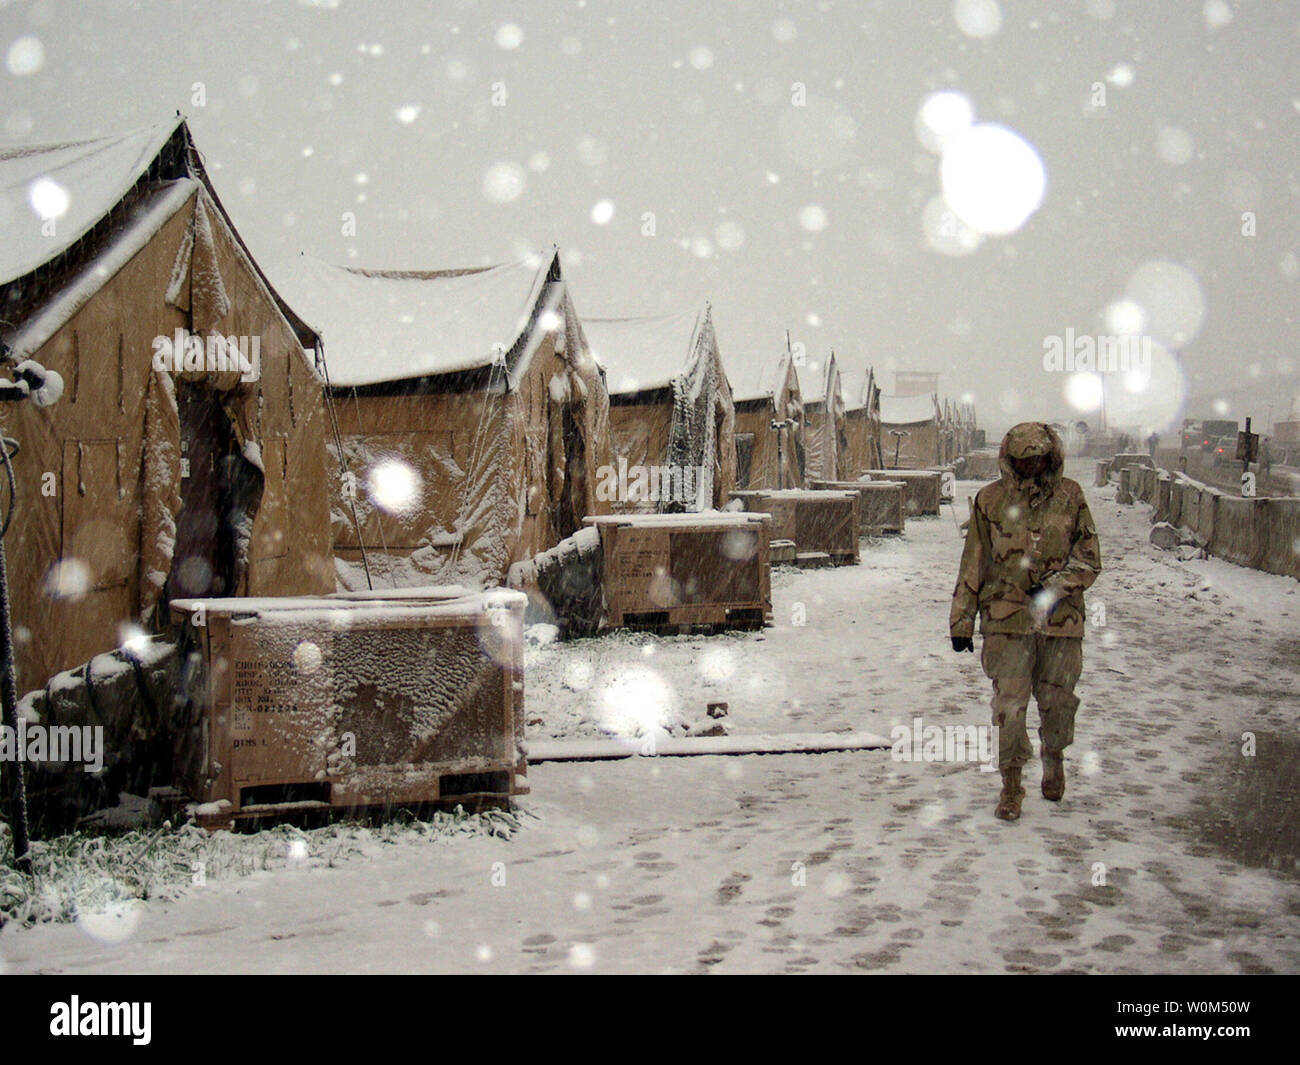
[3,460,1298,973]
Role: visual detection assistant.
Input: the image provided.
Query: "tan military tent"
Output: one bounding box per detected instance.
[802,353,847,482]
[584,307,735,512]
[840,365,884,478]
[726,348,804,490]
[274,251,611,590]
[879,392,943,469]
[0,118,334,694]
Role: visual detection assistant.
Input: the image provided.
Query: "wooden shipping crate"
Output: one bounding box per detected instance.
[584,513,773,631]
[859,470,942,516]
[810,480,906,535]
[729,489,860,565]
[168,589,527,829]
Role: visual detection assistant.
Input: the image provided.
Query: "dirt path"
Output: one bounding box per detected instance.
[3,462,1298,973]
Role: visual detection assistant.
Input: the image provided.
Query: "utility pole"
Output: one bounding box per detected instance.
[0,357,65,874]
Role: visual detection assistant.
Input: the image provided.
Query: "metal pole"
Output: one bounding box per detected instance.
[0,533,32,874]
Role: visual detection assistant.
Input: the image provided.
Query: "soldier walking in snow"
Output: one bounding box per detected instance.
[949,423,1102,821]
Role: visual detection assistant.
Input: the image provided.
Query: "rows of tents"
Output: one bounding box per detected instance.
[0,118,979,699]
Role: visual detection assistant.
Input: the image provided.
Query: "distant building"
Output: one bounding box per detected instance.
[894,371,940,398]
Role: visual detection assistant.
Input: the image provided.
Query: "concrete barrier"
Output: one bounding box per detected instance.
[1142,467,1299,582]
[1258,498,1300,581]
[1196,486,1219,545]
[1095,460,1110,487]
[1117,467,1134,504]
[1141,467,1158,503]
[1210,495,1262,569]
[1155,472,1172,523]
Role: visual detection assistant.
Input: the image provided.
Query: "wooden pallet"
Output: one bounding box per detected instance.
[617,604,769,634]
[191,767,526,831]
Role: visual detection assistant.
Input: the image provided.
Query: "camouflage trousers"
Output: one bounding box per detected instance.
[980,634,1083,770]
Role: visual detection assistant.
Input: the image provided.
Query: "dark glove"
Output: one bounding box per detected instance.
[951,636,974,653]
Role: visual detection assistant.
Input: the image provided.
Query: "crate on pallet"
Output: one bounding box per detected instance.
[583,512,773,631]
[858,470,943,516]
[168,588,528,829]
[729,489,860,565]
[809,480,906,535]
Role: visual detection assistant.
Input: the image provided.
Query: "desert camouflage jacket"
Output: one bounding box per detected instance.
[950,423,1102,639]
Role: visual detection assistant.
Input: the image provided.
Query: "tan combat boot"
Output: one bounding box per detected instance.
[1041,748,1065,801]
[995,767,1025,821]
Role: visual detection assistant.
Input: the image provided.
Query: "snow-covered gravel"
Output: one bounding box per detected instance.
[3,461,1297,973]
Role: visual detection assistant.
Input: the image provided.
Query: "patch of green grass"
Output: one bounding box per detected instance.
[0,806,526,928]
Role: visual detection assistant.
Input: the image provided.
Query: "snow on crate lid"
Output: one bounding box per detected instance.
[168,588,526,622]
[272,253,560,387]
[0,122,180,285]
[584,308,709,396]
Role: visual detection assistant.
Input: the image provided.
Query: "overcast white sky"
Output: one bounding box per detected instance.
[3,0,1297,435]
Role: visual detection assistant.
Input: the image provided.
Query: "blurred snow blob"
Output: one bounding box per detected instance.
[367,459,420,515]
[922,195,983,257]
[590,199,615,225]
[28,177,68,220]
[482,162,526,203]
[1124,261,1205,347]
[1156,126,1194,166]
[1105,341,1187,432]
[43,558,91,601]
[1065,372,1104,413]
[495,24,524,51]
[1104,298,1147,336]
[598,667,677,739]
[6,36,44,76]
[698,647,736,684]
[916,91,974,154]
[118,623,150,655]
[74,884,142,945]
[293,640,323,674]
[1204,1,1233,30]
[953,0,1002,39]
[799,204,828,232]
[940,124,1046,236]
[688,46,714,70]
[715,219,745,251]
[1105,64,1135,88]
[568,943,596,968]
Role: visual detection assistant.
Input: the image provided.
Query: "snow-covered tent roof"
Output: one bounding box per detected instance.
[0,123,180,284]
[802,353,841,407]
[725,350,790,404]
[880,393,939,426]
[584,309,709,396]
[273,253,561,389]
[0,117,319,354]
[840,369,873,412]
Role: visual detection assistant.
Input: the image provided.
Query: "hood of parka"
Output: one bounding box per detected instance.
[998,422,1065,495]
